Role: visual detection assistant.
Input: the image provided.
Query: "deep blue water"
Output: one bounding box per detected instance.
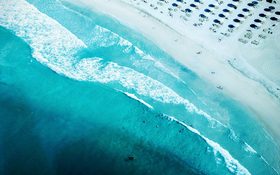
[0,0,279,174]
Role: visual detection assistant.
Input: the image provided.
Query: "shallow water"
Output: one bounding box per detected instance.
[0,0,279,174]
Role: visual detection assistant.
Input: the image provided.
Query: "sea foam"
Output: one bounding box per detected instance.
[167,115,251,175]
[123,92,154,109]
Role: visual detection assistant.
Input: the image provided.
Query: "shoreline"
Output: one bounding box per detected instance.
[67,0,280,144]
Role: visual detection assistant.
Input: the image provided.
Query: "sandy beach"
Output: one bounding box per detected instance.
[67,0,280,144]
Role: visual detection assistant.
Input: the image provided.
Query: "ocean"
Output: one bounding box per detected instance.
[0,0,279,174]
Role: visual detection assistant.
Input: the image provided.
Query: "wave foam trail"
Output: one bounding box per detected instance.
[90,25,185,83]
[0,1,253,174]
[167,115,251,175]
[90,26,134,49]
[123,92,153,109]
[0,0,85,71]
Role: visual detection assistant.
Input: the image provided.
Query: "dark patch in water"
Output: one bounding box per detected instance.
[0,86,51,175]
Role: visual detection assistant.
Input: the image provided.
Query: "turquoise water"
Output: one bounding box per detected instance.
[0,0,279,174]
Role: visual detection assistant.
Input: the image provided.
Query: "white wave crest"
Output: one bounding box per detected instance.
[90,25,184,83]
[123,92,154,109]
[167,115,251,175]
[91,26,133,49]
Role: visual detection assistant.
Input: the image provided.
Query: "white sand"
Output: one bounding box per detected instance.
[66,0,280,143]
